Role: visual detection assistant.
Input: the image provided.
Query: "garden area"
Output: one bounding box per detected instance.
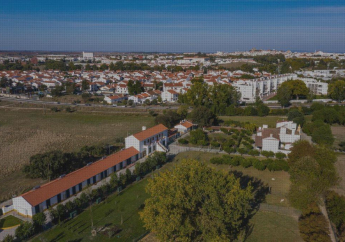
[0,215,22,229]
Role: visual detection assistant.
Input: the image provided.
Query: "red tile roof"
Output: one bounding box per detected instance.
[133,124,168,141]
[21,147,139,206]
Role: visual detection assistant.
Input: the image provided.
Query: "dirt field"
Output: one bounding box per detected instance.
[332,125,345,149]
[0,107,155,202]
[333,154,345,196]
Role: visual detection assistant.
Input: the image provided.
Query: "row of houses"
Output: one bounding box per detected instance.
[7,121,196,217]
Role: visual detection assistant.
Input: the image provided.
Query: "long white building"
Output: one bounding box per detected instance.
[8,124,170,217]
[232,74,297,102]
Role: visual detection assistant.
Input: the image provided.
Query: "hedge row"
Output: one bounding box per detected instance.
[210,155,289,172]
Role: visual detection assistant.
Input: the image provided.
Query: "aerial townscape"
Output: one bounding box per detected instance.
[1,1,345,242]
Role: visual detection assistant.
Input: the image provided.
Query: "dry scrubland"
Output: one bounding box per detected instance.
[332,125,345,149]
[0,107,154,202]
[334,154,345,196]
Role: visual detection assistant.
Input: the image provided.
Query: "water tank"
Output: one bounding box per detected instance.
[142,126,146,131]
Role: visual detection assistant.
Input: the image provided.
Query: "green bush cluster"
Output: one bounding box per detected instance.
[209,155,289,171]
[325,191,345,239]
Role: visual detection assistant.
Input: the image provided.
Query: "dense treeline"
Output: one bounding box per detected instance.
[288,141,338,210]
[23,145,120,180]
[210,155,289,172]
[0,60,38,71]
[325,191,345,240]
[298,203,332,242]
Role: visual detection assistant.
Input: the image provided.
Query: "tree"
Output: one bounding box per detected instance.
[261,150,275,158]
[15,221,34,240]
[81,80,90,91]
[287,109,305,127]
[311,124,334,146]
[299,211,331,242]
[328,80,345,102]
[139,159,253,241]
[288,145,338,210]
[276,84,292,107]
[190,106,218,127]
[256,103,270,116]
[33,212,46,232]
[51,85,64,97]
[2,235,14,242]
[189,129,208,145]
[280,80,309,99]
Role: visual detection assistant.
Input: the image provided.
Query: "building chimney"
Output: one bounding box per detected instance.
[142,126,146,131]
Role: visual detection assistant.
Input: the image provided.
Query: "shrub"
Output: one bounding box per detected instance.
[210,141,220,148]
[275,152,287,159]
[210,157,224,164]
[238,148,247,155]
[222,155,232,165]
[230,156,243,166]
[248,149,260,156]
[252,159,266,170]
[261,150,275,158]
[267,159,289,171]
[240,158,252,168]
[189,129,208,145]
[178,138,189,145]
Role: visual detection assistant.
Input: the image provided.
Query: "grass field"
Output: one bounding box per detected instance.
[33,180,150,242]
[0,108,155,202]
[33,151,295,241]
[246,211,302,242]
[0,215,23,228]
[219,116,287,128]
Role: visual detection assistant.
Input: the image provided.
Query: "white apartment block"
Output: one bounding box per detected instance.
[232,74,297,102]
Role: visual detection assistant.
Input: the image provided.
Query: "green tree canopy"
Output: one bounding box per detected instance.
[139,159,253,241]
[328,80,345,102]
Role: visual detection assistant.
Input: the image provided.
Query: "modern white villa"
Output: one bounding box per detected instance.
[255,121,301,154]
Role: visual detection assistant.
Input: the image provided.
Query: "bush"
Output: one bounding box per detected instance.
[252,159,266,170]
[230,156,243,166]
[189,129,208,145]
[178,138,189,145]
[261,150,275,158]
[210,157,224,164]
[248,149,260,156]
[210,141,220,148]
[240,158,252,168]
[267,159,289,171]
[222,155,232,165]
[275,152,287,159]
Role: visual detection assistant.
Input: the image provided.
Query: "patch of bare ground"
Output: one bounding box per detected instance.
[331,125,345,149]
[333,154,345,196]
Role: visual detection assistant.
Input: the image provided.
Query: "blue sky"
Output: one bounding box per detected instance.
[1,0,345,52]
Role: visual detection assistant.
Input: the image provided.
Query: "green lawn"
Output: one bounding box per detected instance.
[246,211,302,242]
[33,151,295,241]
[220,116,287,128]
[33,180,150,242]
[0,215,23,228]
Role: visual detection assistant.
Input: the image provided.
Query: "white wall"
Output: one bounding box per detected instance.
[13,196,34,217]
